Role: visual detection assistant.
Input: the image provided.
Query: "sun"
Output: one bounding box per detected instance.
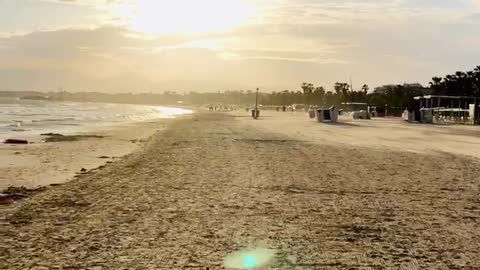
[113,0,255,35]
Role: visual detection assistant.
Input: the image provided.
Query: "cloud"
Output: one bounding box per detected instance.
[0,26,195,89]
[0,25,281,91]
[1,0,480,91]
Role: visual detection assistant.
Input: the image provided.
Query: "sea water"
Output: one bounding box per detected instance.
[0,97,192,141]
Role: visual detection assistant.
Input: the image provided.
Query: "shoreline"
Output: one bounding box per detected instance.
[0,116,186,191]
[0,97,194,143]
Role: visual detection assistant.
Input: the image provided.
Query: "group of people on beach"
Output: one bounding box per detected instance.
[209,104,305,113]
[209,105,235,112]
[246,106,293,112]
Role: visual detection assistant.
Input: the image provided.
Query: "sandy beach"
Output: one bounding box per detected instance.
[235,111,480,159]
[1,112,479,269]
[0,120,169,190]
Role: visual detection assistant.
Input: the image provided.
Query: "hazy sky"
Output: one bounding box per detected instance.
[1,0,480,92]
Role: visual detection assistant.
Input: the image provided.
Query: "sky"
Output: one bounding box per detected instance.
[0,0,480,93]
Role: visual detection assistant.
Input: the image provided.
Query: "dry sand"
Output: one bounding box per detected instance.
[234,111,480,159]
[1,112,479,269]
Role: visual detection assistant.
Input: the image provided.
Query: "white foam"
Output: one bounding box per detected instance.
[0,97,192,140]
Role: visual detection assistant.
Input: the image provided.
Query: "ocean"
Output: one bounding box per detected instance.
[0,97,192,141]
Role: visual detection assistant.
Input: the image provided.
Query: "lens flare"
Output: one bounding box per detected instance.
[224,247,275,269]
[244,255,256,268]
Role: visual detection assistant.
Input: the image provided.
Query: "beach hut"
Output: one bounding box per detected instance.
[350,110,370,120]
[315,106,338,123]
[341,102,373,119]
[308,105,318,118]
[419,108,433,123]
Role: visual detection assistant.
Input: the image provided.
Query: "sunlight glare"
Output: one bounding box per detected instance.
[114,0,255,35]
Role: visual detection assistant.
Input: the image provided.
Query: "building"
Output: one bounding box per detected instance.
[373,84,397,94]
[413,95,479,125]
[374,83,431,95]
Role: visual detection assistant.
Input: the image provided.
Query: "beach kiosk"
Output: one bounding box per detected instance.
[341,102,373,119]
[315,106,338,123]
[414,95,479,125]
[308,106,318,118]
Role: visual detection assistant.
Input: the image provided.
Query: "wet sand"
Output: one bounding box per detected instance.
[0,120,169,189]
[1,112,479,269]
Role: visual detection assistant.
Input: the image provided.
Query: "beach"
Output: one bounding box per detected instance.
[1,111,480,269]
[235,111,480,159]
[0,120,167,189]
[0,98,192,189]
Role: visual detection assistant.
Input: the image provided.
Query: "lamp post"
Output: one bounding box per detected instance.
[255,88,259,111]
[253,88,259,119]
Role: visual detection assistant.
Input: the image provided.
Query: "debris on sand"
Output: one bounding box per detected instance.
[129,139,146,144]
[1,186,47,204]
[40,133,64,137]
[0,194,15,204]
[4,139,29,144]
[3,186,47,195]
[80,168,87,172]
[43,134,104,142]
[49,183,62,187]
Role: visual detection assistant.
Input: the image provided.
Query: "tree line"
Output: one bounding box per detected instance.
[264,65,480,109]
[430,66,480,97]
[9,65,479,111]
[181,65,479,108]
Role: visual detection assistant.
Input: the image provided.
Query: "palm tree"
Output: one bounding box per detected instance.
[314,86,325,95]
[361,84,369,94]
[473,67,480,97]
[301,82,309,95]
[313,86,325,105]
[430,77,445,95]
[430,77,443,86]
[301,82,314,105]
